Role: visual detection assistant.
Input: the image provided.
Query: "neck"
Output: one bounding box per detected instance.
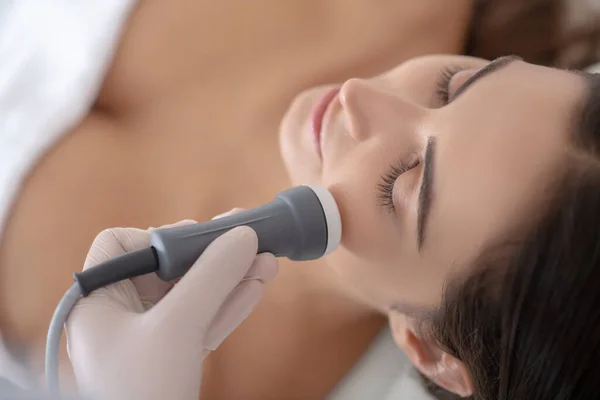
[270,258,384,324]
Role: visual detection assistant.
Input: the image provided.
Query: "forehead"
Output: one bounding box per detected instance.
[425,61,586,268]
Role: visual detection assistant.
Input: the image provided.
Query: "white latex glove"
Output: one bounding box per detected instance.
[65,215,278,400]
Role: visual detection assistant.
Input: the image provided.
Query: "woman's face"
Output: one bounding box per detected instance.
[279,55,585,311]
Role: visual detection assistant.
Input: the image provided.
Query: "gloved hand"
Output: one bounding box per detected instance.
[65,214,278,400]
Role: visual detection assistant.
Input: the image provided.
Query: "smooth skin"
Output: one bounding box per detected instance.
[281,55,585,395]
[0,1,473,399]
[282,55,583,310]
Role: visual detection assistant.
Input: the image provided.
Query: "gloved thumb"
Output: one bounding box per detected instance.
[147,226,277,344]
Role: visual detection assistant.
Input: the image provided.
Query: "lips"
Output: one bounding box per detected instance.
[311,87,340,159]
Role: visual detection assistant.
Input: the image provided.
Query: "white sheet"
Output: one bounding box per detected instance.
[588,62,600,73]
[327,328,433,400]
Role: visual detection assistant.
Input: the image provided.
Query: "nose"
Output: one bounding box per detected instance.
[339,78,426,142]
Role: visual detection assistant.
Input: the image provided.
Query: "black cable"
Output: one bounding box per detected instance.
[73,247,159,295]
[46,247,160,395]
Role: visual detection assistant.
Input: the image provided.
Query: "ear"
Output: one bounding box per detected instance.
[389,311,474,398]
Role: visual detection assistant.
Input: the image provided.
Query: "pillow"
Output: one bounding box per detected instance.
[587,62,600,73]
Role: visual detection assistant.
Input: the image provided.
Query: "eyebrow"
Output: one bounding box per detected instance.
[417,137,435,250]
[449,55,522,102]
[416,55,521,251]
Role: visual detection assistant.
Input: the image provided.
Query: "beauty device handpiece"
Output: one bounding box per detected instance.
[150,185,341,280]
[47,185,341,393]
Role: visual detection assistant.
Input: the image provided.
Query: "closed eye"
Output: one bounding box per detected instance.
[435,55,522,106]
[435,65,465,105]
[378,157,419,212]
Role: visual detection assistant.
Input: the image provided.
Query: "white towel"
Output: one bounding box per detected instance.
[0,0,137,237]
[0,0,138,387]
[327,328,433,400]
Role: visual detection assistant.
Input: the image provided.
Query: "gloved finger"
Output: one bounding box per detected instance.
[204,280,264,350]
[77,220,199,313]
[213,209,277,283]
[204,253,278,350]
[241,253,278,283]
[149,226,260,330]
[66,279,144,367]
[132,219,198,308]
[68,223,198,359]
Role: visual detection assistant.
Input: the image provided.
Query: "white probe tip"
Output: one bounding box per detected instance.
[305,185,342,256]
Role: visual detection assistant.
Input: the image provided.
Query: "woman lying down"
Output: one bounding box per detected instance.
[2,1,600,399]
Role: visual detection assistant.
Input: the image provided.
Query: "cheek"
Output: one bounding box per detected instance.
[320,148,413,306]
[323,148,400,263]
[320,132,458,306]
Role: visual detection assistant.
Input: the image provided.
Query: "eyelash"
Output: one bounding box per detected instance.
[377,157,419,212]
[435,65,465,104]
[377,64,465,212]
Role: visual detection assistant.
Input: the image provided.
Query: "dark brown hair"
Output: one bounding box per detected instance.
[419,74,600,399]
[467,0,600,69]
